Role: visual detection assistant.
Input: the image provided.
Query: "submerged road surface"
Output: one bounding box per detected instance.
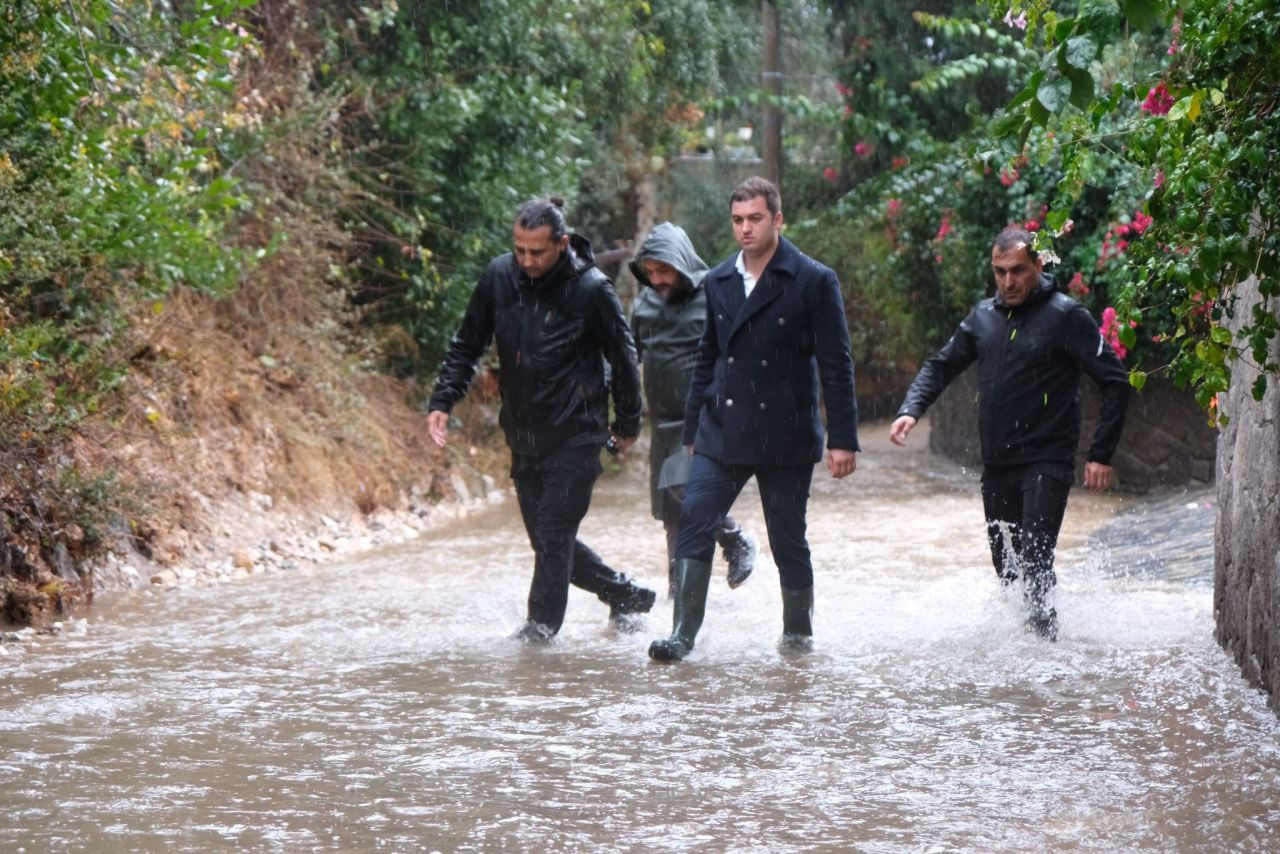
[2,423,1276,851]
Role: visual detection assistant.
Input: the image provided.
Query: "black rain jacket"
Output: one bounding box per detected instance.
[897,275,1129,467]
[428,234,642,456]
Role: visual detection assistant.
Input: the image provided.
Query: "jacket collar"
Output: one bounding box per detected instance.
[711,235,801,283]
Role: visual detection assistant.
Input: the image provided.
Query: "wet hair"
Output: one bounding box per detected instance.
[993,226,1037,260]
[729,176,781,216]
[515,196,568,241]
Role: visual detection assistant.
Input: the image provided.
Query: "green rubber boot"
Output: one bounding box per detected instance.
[780,585,814,651]
[648,558,713,662]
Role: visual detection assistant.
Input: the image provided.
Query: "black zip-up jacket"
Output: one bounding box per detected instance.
[897,275,1129,467]
[427,234,642,456]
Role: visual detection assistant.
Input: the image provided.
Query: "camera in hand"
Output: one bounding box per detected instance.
[605,435,620,455]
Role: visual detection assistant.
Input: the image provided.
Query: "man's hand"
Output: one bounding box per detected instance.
[827,448,856,479]
[1083,461,1113,492]
[889,415,917,446]
[427,410,450,448]
[611,432,638,453]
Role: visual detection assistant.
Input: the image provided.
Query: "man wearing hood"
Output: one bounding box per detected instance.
[889,226,1130,641]
[629,222,758,598]
[427,197,657,642]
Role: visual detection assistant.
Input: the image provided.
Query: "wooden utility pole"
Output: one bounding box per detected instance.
[761,2,783,190]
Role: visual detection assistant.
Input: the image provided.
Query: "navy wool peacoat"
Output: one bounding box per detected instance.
[682,236,860,466]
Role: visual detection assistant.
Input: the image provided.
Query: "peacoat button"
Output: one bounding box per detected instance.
[759,402,767,410]
[760,359,768,367]
[725,398,734,407]
[727,356,735,364]
[778,317,786,325]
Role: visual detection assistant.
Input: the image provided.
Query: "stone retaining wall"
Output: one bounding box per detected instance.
[926,368,1216,492]
[1214,276,1280,714]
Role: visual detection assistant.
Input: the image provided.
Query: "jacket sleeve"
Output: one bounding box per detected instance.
[897,311,980,419]
[597,278,643,438]
[811,268,860,452]
[682,295,719,446]
[427,268,496,414]
[629,295,646,362]
[1065,304,1130,464]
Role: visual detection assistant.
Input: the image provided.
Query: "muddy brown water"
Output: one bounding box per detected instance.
[2,425,1276,851]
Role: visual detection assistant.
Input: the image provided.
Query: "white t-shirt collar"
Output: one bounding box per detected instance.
[735,251,757,298]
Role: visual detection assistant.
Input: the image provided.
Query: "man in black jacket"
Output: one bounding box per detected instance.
[629,222,757,597]
[648,177,860,662]
[889,226,1130,641]
[426,197,656,641]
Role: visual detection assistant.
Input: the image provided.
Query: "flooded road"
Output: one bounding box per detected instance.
[2,423,1277,851]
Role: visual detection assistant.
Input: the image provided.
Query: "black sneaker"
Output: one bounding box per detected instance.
[514,620,555,643]
[1026,608,1058,642]
[723,532,757,589]
[609,585,656,620]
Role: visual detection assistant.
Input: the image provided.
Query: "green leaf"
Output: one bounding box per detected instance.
[1036,76,1072,114]
[1067,68,1095,110]
[1129,370,1147,391]
[1252,375,1269,402]
[1064,36,1098,70]
[1078,0,1122,38]
[992,111,1025,138]
[1121,0,1162,30]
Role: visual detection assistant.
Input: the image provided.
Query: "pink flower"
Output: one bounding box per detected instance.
[835,82,852,97]
[843,104,854,118]
[1024,219,1040,231]
[886,198,902,220]
[1154,170,1166,189]
[891,155,909,171]
[823,166,839,184]
[1141,83,1174,116]
[854,140,874,158]
[1067,272,1090,299]
[1100,306,1137,360]
[999,166,1019,187]
[1131,211,1154,234]
[933,212,953,242]
[1003,8,1028,30]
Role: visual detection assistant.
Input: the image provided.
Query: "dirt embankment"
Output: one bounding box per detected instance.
[1,231,510,630]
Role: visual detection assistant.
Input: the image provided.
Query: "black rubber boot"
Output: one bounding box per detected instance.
[780,585,814,651]
[716,523,757,589]
[648,558,712,662]
[667,559,677,600]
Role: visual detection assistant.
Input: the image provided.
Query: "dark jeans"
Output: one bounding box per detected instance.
[981,462,1073,606]
[513,443,641,632]
[674,453,814,590]
[661,485,742,565]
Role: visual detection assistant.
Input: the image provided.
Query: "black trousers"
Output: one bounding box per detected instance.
[512,442,640,632]
[661,485,742,565]
[980,462,1073,605]
[674,453,814,590]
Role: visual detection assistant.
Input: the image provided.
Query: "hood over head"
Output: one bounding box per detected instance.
[628,222,708,292]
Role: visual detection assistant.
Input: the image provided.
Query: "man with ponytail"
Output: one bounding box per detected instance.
[427,197,657,641]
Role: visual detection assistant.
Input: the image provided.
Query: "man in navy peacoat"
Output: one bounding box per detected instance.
[649,176,860,662]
